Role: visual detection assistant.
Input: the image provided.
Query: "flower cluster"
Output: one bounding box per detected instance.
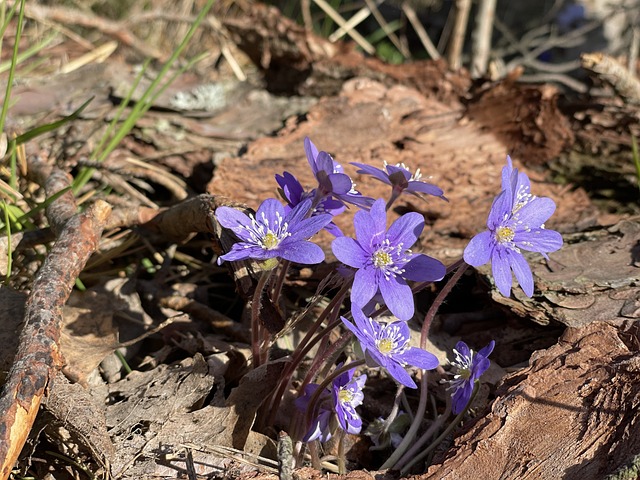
[213,139,563,459]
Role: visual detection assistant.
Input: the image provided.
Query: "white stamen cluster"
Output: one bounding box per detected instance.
[375,323,409,362]
[241,210,291,250]
[512,183,534,215]
[370,239,411,280]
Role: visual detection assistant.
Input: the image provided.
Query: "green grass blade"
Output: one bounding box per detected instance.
[90,57,152,162]
[73,0,216,193]
[0,31,57,74]
[15,186,72,225]
[0,0,25,137]
[12,96,94,145]
[2,200,11,284]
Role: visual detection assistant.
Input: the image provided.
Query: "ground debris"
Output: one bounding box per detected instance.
[424,321,640,480]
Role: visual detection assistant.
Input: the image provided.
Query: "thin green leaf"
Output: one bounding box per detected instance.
[0,0,25,137]
[12,96,94,145]
[2,200,11,284]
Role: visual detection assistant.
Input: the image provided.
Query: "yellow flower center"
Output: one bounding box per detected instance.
[373,251,393,268]
[495,226,515,243]
[377,338,395,354]
[262,231,280,249]
[338,389,353,404]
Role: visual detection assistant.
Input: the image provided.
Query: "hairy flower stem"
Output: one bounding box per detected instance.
[395,400,451,471]
[272,259,290,307]
[252,269,275,369]
[421,261,469,350]
[302,359,366,439]
[264,283,350,427]
[383,384,405,432]
[400,383,480,474]
[337,430,347,474]
[299,325,351,392]
[385,189,402,211]
[381,261,469,470]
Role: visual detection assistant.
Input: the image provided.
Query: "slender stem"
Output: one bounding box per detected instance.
[389,384,405,421]
[308,441,322,470]
[394,400,451,471]
[380,369,429,469]
[272,259,290,305]
[382,261,469,470]
[385,189,401,211]
[251,269,274,369]
[264,283,350,427]
[400,383,480,474]
[299,326,351,392]
[421,262,469,349]
[337,430,347,474]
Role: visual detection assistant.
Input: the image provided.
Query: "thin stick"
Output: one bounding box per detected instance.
[446,0,472,69]
[402,2,440,60]
[311,0,376,54]
[470,0,497,78]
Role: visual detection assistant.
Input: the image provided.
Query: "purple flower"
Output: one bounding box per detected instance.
[463,156,563,297]
[342,307,439,388]
[352,161,446,202]
[449,340,494,414]
[294,384,333,442]
[304,137,374,209]
[331,198,445,320]
[275,171,345,236]
[216,198,331,264]
[294,367,366,442]
[333,368,367,435]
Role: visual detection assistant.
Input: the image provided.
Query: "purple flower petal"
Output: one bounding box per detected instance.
[352,267,378,308]
[367,199,388,243]
[215,206,253,234]
[378,274,413,320]
[255,198,286,225]
[486,190,510,230]
[463,231,494,267]
[491,250,513,297]
[332,236,367,268]
[515,228,563,253]
[288,214,333,242]
[402,254,446,282]
[407,181,445,197]
[328,172,353,195]
[513,197,556,228]
[279,240,326,264]
[398,347,439,370]
[386,211,424,248]
[452,381,474,414]
[305,137,320,174]
[351,162,392,185]
[375,353,417,388]
[508,250,534,296]
[477,340,495,358]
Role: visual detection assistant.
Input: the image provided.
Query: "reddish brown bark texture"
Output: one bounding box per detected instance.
[0,196,111,479]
